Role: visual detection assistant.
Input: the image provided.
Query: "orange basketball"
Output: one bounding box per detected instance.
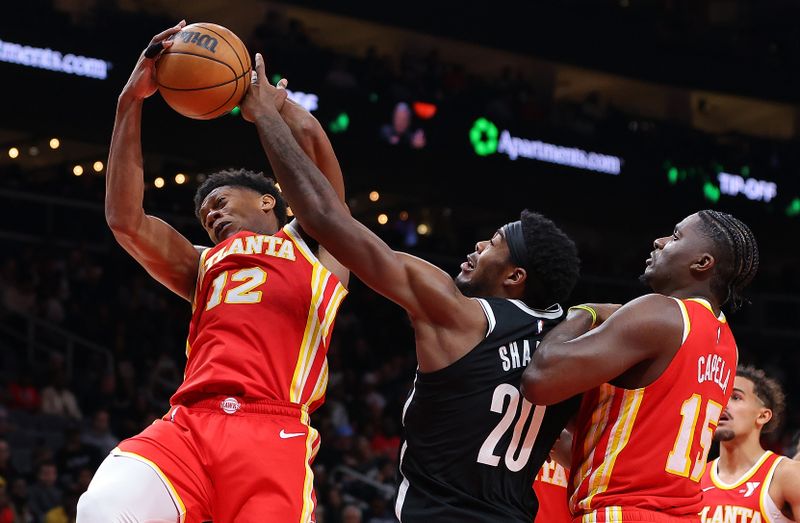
[155,22,251,120]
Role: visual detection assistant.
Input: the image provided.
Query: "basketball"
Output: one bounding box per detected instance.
[155,22,251,120]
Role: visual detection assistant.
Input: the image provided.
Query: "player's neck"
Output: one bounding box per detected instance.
[719,434,766,478]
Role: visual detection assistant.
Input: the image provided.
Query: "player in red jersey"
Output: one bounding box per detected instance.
[77,22,349,523]
[523,210,760,522]
[534,459,572,523]
[700,365,800,523]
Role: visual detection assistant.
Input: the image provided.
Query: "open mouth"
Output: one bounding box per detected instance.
[460,255,476,272]
[214,222,230,239]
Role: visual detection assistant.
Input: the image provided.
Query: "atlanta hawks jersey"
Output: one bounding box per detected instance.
[534,461,572,523]
[570,297,737,519]
[700,451,795,523]
[171,221,347,412]
[394,298,581,522]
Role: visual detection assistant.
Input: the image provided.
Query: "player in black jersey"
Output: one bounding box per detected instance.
[241,56,582,522]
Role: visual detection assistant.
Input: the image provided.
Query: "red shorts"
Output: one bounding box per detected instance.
[573,508,700,523]
[117,396,320,523]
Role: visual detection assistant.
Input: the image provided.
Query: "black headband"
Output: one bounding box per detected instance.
[502,220,528,267]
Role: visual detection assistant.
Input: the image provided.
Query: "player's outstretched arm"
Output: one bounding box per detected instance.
[521,294,682,405]
[241,54,484,369]
[106,21,201,302]
[276,90,349,286]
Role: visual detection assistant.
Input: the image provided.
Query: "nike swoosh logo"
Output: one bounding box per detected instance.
[702,486,716,492]
[279,429,306,439]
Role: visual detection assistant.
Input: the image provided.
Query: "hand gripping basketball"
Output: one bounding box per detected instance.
[240,53,289,123]
[120,20,186,101]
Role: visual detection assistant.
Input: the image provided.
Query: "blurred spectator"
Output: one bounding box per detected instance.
[40,373,82,420]
[80,409,118,456]
[0,439,18,485]
[366,496,394,523]
[0,478,12,523]
[55,428,99,489]
[27,462,61,522]
[43,490,78,523]
[9,478,34,523]
[8,368,40,413]
[380,102,426,149]
[342,504,363,523]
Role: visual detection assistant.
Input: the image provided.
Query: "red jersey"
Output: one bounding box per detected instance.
[534,460,572,523]
[171,221,347,413]
[570,298,737,518]
[700,451,794,523]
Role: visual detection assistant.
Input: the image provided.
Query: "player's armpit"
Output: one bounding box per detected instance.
[112,215,201,302]
[522,293,683,405]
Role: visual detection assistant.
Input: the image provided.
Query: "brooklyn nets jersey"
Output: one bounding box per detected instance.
[394,298,581,522]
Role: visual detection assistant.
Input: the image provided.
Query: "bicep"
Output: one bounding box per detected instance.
[530,296,682,402]
[112,215,201,301]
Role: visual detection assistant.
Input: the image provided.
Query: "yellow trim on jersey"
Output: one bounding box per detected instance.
[572,384,615,512]
[282,221,316,265]
[584,388,644,510]
[298,423,319,523]
[760,456,785,523]
[111,447,187,522]
[674,298,691,344]
[307,358,329,406]
[290,264,329,402]
[710,451,774,490]
[687,297,727,323]
[192,247,211,313]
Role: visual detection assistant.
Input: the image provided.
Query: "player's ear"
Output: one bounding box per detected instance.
[260,194,276,212]
[756,407,773,430]
[691,252,715,275]
[507,267,526,286]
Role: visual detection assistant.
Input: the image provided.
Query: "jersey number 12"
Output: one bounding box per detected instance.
[477,383,546,472]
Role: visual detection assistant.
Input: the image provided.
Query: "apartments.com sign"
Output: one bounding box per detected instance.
[0,38,110,80]
[469,118,622,175]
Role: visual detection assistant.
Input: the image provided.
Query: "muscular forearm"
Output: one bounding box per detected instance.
[254,113,345,233]
[279,100,345,202]
[105,95,147,233]
[521,310,594,404]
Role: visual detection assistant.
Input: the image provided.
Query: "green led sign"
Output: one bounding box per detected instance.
[469,118,499,157]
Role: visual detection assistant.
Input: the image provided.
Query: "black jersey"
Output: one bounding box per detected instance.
[394,298,580,522]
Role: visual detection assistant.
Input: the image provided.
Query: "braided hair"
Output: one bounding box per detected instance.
[697,210,759,311]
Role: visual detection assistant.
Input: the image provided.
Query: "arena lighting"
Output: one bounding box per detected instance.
[93,161,104,172]
[377,213,388,225]
[412,101,437,119]
[0,38,110,79]
[787,198,800,217]
[417,223,430,235]
[175,173,187,185]
[285,88,318,112]
[72,165,83,176]
[399,211,409,221]
[469,118,622,175]
[369,191,380,202]
[8,147,19,159]
[154,177,165,189]
[29,146,40,157]
[703,182,720,203]
[329,112,349,133]
[49,138,60,149]
[717,172,777,202]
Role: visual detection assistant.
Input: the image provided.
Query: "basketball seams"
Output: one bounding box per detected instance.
[156,52,237,90]
[193,23,248,76]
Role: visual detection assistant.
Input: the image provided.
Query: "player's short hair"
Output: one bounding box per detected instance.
[193,168,288,226]
[519,210,580,308]
[737,364,785,434]
[697,210,759,311]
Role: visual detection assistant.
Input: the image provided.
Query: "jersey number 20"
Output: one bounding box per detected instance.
[477,383,546,472]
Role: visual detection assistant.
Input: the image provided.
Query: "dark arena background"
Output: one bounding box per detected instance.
[1,1,799,521]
